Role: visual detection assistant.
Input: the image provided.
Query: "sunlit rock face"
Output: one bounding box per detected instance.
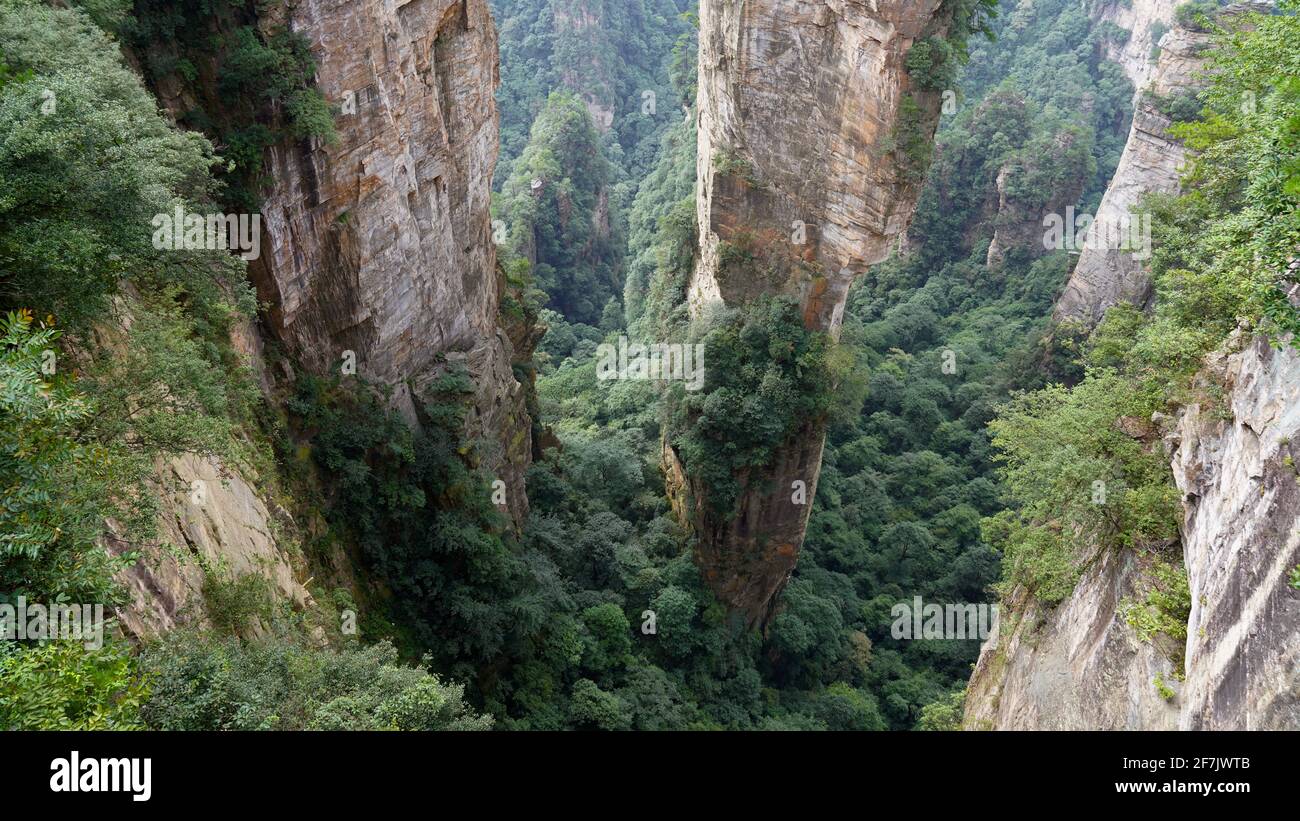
[1171,334,1300,730]
[252,0,533,522]
[1053,22,1209,329]
[965,333,1300,731]
[1092,0,1181,96]
[963,547,1181,731]
[671,0,950,628]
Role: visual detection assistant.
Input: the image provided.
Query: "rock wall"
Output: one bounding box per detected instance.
[669,0,951,627]
[966,333,1300,730]
[116,0,534,637]
[963,548,1180,730]
[1170,334,1300,730]
[249,0,533,522]
[112,453,313,640]
[1053,23,1209,328]
[1091,0,1180,96]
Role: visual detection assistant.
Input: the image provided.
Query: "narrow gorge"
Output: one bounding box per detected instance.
[2,0,1296,734]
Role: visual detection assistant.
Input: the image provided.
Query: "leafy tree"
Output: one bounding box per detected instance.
[0,639,145,730]
[140,634,492,731]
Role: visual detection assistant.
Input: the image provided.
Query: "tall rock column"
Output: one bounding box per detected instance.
[667,0,952,627]
[1053,22,1209,328]
[249,0,535,522]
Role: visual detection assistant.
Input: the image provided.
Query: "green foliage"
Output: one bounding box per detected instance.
[201,572,275,637]
[666,296,846,517]
[942,0,1000,55]
[712,147,762,187]
[1121,559,1191,651]
[569,677,631,730]
[893,95,937,182]
[0,1,245,326]
[907,36,960,91]
[917,689,965,730]
[0,638,146,730]
[287,372,552,667]
[1154,1,1300,343]
[621,116,702,332]
[1,313,94,566]
[124,2,338,209]
[140,633,492,730]
[1149,88,1204,123]
[492,0,694,188]
[1153,672,1176,701]
[499,91,623,325]
[64,0,132,32]
[1174,1,1226,33]
[0,0,302,731]
[985,373,1180,603]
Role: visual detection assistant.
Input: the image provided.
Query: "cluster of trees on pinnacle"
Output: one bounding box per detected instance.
[2,0,1295,730]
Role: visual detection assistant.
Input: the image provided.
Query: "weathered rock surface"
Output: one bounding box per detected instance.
[1170,334,1300,729]
[118,1,534,636]
[963,548,1180,730]
[1092,0,1179,95]
[112,453,312,640]
[670,0,951,627]
[1053,24,1209,328]
[965,334,1300,730]
[252,0,533,522]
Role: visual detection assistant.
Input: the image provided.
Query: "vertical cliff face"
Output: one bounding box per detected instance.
[963,547,1181,730]
[1170,333,1300,729]
[967,332,1300,730]
[1053,22,1208,328]
[116,0,533,638]
[251,0,533,521]
[1092,0,1180,95]
[669,0,951,627]
[965,3,1300,730]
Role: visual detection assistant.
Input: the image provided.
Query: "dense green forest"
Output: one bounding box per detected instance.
[0,0,491,729]
[2,0,1296,730]
[506,0,1150,728]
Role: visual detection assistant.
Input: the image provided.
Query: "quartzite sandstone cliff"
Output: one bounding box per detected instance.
[1053,20,1209,327]
[668,0,953,627]
[119,0,534,636]
[252,0,533,523]
[966,3,1300,730]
